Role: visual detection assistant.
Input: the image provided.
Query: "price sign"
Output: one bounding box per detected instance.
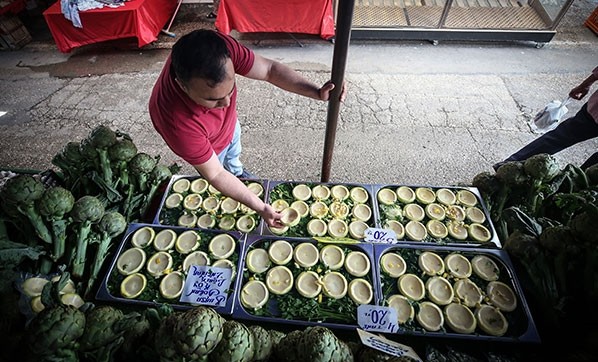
[364,228,397,244]
[357,329,422,361]
[180,266,232,307]
[357,305,399,334]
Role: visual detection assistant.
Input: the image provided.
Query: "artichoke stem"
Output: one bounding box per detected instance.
[20,204,52,244]
[73,221,93,279]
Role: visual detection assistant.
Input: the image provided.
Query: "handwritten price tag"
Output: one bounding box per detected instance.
[357,329,422,361]
[180,266,232,307]
[357,305,399,334]
[364,228,397,244]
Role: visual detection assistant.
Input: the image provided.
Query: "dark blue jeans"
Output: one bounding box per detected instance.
[505,104,598,169]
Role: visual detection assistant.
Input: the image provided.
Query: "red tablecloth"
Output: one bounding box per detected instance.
[0,0,26,16]
[215,0,335,40]
[43,0,177,53]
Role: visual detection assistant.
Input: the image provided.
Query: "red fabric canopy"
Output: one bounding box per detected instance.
[215,0,335,40]
[43,0,176,53]
[0,0,26,16]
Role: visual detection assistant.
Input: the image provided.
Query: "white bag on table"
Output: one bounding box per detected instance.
[529,97,572,134]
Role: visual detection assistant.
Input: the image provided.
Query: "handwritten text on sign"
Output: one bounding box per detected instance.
[357,329,422,361]
[357,305,399,334]
[180,265,232,307]
[364,228,397,244]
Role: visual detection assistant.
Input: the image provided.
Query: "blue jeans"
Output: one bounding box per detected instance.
[505,104,598,169]
[217,120,244,176]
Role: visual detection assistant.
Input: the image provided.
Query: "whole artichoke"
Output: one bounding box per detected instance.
[211,320,255,362]
[273,330,302,362]
[79,305,124,353]
[154,312,182,362]
[27,305,85,358]
[298,326,352,362]
[248,325,273,361]
[173,306,224,360]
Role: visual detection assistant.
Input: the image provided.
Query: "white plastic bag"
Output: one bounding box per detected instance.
[529,97,572,134]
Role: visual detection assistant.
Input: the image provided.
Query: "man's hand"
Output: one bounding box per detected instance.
[569,84,590,100]
[319,80,347,102]
[259,203,284,228]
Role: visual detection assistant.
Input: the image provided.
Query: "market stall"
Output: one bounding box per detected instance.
[43,0,177,53]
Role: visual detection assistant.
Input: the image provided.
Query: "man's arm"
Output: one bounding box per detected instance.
[569,67,598,100]
[194,153,282,227]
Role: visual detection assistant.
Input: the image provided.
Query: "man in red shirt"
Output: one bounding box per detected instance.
[149,30,344,227]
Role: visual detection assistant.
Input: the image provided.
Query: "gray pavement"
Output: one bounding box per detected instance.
[1,1,597,187]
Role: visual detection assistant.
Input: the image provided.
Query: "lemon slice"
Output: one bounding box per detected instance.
[183,251,210,273]
[387,294,414,324]
[351,204,372,222]
[293,242,319,268]
[435,188,456,205]
[268,240,293,265]
[190,178,209,194]
[30,296,45,313]
[175,230,200,254]
[425,203,446,221]
[178,214,198,228]
[22,277,49,297]
[320,245,345,270]
[415,187,436,204]
[445,253,472,278]
[147,251,173,277]
[404,203,425,221]
[236,215,256,233]
[246,248,271,274]
[457,189,478,207]
[329,201,349,219]
[418,251,445,276]
[269,225,289,235]
[120,273,147,299]
[212,259,236,279]
[487,281,517,312]
[290,200,309,217]
[197,213,216,229]
[446,205,466,221]
[266,266,294,295]
[344,251,370,277]
[476,304,508,336]
[416,301,444,332]
[159,271,184,299]
[445,303,476,334]
[271,199,289,212]
[172,178,190,193]
[454,279,483,308]
[208,184,221,195]
[471,255,500,281]
[321,272,348,299]
[394,186,414,203]
[154,229,177,251]
[202,196,220,213]
[426,276,454,305]
[384,220,405,239]
[469,223,492,242]
[165,193,183,209]
[380,252,407,278]
[312,185,331,200]
[447,221,468,240]
[466,207,486,224]
[295,271,322,298]
[348,278,373,305]
[117,247,147,275]
[219,215,236,231]
[350,186,369,203]
[280,207,301,227]
[377,188,397,205]
[241,280,269,309]
[183,193,203,211]
[328,219,349,238]
[331,185,350,201]
[348,220,368,239]
[405,220,427,241]
[50,275,76,294]
[247,182,264,197]
[309,201,329,219]
[209,234,236,259]
[307,219,327,237]
[292,184,312,201]
[427,220,448,239]
[398,274,425,301]
[220,197,240,214]
[131,226,155,248]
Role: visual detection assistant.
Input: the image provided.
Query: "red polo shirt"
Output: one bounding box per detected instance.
[149,33,255,165]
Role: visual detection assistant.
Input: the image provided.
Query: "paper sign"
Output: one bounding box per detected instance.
[358,305,399,334]
[364,228,397,244]
[180,265,232,307]
[357,329,422,362]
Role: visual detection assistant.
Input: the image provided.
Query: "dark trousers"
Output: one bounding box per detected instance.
[505,104,598,169]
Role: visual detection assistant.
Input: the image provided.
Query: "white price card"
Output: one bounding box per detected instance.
[180,265,232,307]
[357,305,399,334]
[357,329,422,362]
[364,228,397,244]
